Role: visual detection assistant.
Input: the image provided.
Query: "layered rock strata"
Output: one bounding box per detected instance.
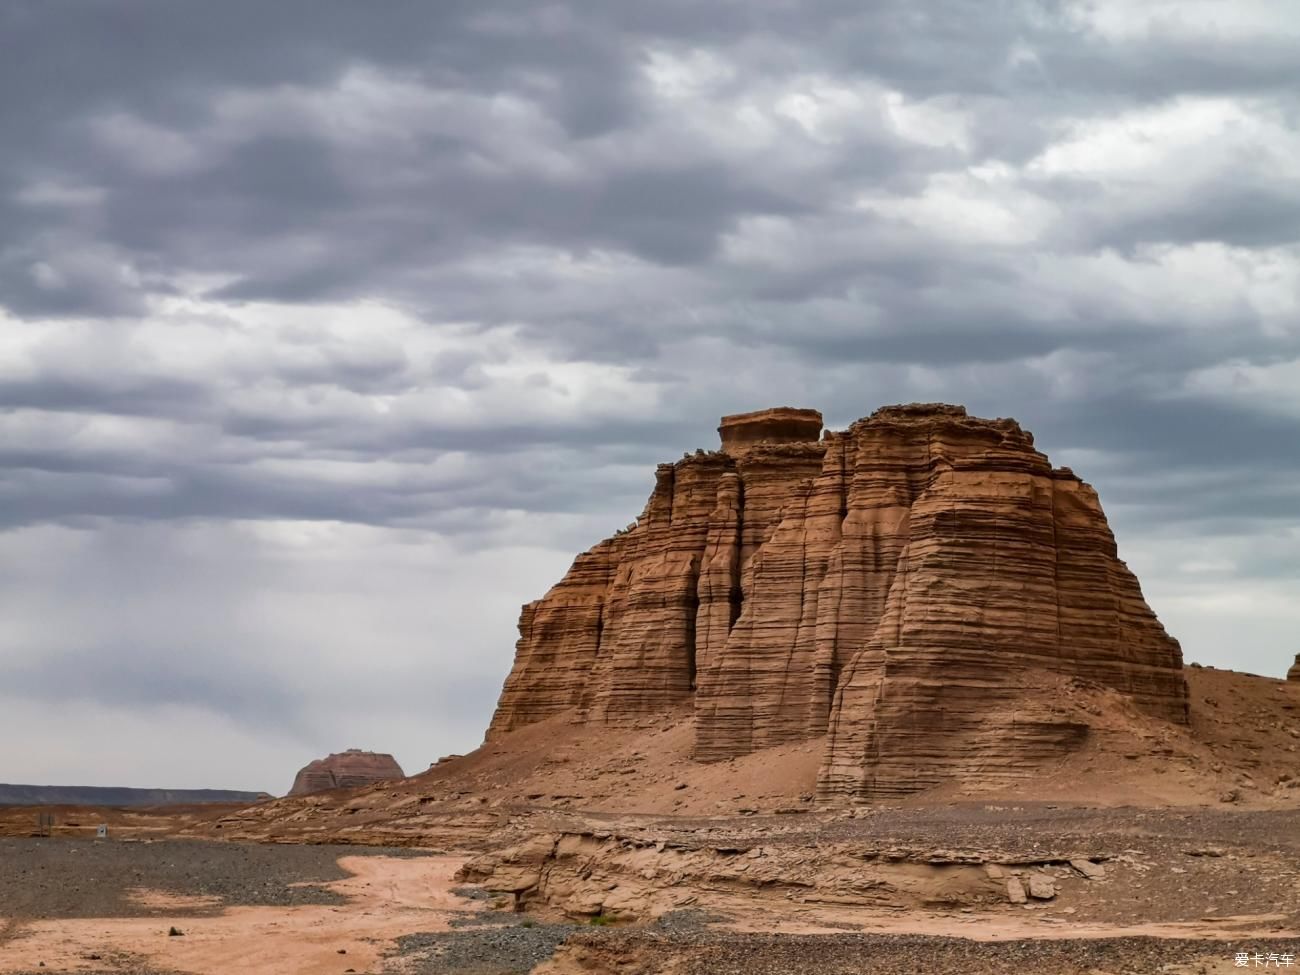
[457,830,1066,920]
[1289,654,1300,682]
[488,404,1189,800]
[719,407,825,452]
[288,749,405,796]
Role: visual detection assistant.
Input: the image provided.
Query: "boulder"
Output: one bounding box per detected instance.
[1006,877,1027,904]
[1070,858,1106,880]
[1027,873,1057,900]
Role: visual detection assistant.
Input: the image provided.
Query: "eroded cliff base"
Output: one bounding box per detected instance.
[200,665,1298,848]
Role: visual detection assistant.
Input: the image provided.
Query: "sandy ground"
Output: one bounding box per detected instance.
[0,853,473,975]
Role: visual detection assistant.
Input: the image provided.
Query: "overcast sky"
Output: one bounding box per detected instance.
[2,1,1298,793]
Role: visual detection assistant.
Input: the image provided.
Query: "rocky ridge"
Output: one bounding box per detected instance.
[490,404,1189,802]
[1289,654,1300,681]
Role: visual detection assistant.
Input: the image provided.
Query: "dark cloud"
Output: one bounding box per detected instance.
[1092,185,1300,250]
[1049,36,1300,101]
[1,641,302,729]
[0,373,210,417]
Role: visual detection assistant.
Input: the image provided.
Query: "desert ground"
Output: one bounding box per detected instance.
[1,665,1297,974]
[1,805,1298,974]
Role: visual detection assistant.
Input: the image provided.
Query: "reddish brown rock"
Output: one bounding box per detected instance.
[1289,654,1300,681]
[489,418,824,736]
[486,404,1189,800]
[288,749,405,796]
[814,407,1188,800]
[718,407,824,452]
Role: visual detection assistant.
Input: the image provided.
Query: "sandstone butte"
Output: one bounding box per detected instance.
[488,404,1191,802]
[1289,654,1300,682]
[288,749,405,797]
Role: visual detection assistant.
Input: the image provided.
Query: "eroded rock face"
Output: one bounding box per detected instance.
[487,404,1189,800]
[1289,655,1300,681]
[288,749,404,796]
[718,407,824,452]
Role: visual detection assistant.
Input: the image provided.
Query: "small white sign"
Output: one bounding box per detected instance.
[96,824,107,839]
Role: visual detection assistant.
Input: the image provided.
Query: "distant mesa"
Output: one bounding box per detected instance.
[0,784,270,807]
[288,749,405,796]
[488,403,1190,801]
[1289,654,1300,682]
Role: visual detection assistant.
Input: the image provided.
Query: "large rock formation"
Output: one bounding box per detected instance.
[488,405,1189,801]
[288,750,405,796]
[1289,654,1300,682]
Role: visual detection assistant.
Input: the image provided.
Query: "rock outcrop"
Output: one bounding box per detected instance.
[719,407,825,452]
[488,404,1189,801]
[288,750,404,796]
[458,830,1043,920]
[1289,654,1300,682]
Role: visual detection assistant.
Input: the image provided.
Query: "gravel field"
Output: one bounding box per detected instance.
[389,920,582,974]
[555,930,1300,975]
[0,837,429,920]
[6,958,185,975]
[383,924,1300,975]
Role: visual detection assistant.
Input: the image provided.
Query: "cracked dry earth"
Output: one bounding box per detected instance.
[1,804,1298,974]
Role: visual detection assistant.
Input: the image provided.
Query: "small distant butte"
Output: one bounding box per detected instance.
[288,749,405,797]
